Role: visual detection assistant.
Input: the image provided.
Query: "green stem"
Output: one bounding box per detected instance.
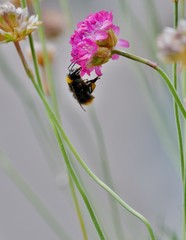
[21,0,43,91]
[68,176,88,240]
[173,2,186,239]
[112,49,186,119]
[28,35,44,92]
[173,63,184,182]
[20,0,26,8]
[181,0,185,18]
[14,42,156,240]
[0,152,70,240]
[173,0,184,184]
[52,124,105,240]
[14,42,105,240]
[179,1,186,239]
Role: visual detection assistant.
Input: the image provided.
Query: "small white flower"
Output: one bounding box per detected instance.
[0,2,41,43]
[157,20,186,66]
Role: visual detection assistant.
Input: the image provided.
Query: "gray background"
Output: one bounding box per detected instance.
[0,0,182,239]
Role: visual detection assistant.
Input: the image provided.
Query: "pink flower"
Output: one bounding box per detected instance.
[70,10,129,76]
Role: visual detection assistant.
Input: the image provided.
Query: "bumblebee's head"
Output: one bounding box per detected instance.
[66,62,81,84]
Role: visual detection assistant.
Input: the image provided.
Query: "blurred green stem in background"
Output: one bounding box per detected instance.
[0,151,71,240]
[118,0,156,56]
[180,0,185,18]
[32,0,60,120]
[59,0,74,30]
[89,107,125,240]
[143,0,161,35]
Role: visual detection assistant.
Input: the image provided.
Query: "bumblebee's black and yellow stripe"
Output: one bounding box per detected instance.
[66,64,99,110]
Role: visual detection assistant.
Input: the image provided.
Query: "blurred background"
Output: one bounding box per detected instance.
[0,0,183,239]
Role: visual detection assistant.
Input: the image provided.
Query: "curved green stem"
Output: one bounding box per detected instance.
[14,42,156,240]
[68,176,88,240]
[29,69,156,240]
[112,49,186,119]
[52,124,104,239]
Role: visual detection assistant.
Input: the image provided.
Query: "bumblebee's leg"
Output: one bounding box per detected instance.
[86,76,100,93]
[86,76,100,84]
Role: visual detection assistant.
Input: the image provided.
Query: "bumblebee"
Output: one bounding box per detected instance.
[66,63,100,110]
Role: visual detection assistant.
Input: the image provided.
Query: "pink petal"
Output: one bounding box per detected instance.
[111,54,119,60]
[100,20,113,30]
[117,39,130,48]
[112,25,120,35]
[95,66,102,76]
[95,31,108,41]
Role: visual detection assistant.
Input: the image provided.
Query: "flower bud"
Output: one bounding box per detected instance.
[0,3,41,43]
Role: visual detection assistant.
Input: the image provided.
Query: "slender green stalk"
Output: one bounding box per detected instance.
[68,176,88,240]
[180,0,185,18]
[173,2,186,239]
[111,49,186,119]
[20,0,26,8]
[14,41,156,240]
[14,42,105,240]
[173,62,184,182]
[173,0,184,183]
[89,107,125,240]
[52,124,105,239]
[0,152,70,240]
[179,1,186,240]
[21,0,43,92]
[28,35,44,92]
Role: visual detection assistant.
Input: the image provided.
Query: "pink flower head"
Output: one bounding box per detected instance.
[70,10,129,76]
